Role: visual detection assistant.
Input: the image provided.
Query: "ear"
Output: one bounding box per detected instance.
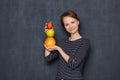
[78,21,80,25]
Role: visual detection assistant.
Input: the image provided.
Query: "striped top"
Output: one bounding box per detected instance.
[45,37,90,80]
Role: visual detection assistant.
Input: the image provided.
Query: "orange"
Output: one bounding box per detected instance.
[45,37,56,47]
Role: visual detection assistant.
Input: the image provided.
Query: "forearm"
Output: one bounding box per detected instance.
[45,51,59,62]
[57,47,70,63]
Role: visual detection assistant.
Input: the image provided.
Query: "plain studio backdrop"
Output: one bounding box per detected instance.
[0,0,120,80]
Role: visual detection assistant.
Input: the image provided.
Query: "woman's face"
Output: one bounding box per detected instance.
[63,16,80,34]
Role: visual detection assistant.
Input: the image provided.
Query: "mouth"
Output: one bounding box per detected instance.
[69,27,76,31]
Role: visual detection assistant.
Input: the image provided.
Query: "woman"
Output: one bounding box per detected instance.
[44,10,90,80]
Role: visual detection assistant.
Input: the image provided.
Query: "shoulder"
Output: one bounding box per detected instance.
[59,37,68,42]
[82,38,90,43]
[80,38,90,47]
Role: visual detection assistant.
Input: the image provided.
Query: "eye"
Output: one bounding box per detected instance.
[71,21,75,24]
[65,24,69,27]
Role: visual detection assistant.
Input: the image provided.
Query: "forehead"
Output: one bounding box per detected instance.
[63,16,76,23]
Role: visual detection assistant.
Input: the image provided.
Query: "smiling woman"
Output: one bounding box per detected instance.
[62,16,80,36]
[44,10,90,80]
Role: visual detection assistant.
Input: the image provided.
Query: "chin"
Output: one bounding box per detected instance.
[70,30,78,34]
[69,31,77,34]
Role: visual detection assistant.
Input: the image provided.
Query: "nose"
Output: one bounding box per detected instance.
[69,24,73,28]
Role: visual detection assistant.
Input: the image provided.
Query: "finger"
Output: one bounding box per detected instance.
[44,23,48,32]
[44,44,48,49]
[44,29,47,32]
[44,44,52,51]
[47,49,52,51]
[44,44,46,47]
[45,23,48,28]
[46,48,51,52]
[49,46,56,49]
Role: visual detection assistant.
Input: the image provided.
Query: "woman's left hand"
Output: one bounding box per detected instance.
[46,45,60,52]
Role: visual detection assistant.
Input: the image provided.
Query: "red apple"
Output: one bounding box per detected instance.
[46,22,53,29]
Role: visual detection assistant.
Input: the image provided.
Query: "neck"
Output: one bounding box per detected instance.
[69,31,82,41]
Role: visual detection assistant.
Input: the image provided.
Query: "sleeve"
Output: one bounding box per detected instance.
[67,40,90,70]
[44,51,59,62]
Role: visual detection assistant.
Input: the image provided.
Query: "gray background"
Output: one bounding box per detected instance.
[0,0,120,80]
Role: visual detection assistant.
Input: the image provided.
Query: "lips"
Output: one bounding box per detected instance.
[69,27,76,32]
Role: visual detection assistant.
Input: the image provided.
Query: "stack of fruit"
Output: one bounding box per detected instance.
[44,22,56,47]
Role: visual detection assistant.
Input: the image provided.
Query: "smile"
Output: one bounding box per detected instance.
[69,27,76,31]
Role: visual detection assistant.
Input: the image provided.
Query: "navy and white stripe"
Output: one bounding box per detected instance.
[45,37,90,80]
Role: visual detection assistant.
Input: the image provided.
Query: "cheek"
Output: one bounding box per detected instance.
[64,27,70,32]
[73,24,79,31]
[75,23,79,28]
[76,25,79,30]
[65,27,69,31]
[64,26,68,29]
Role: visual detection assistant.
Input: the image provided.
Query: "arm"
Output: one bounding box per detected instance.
[68,41,90,69]
[57,47,70,63]
[44,46,59,62]
[58,40,90,69]
[45,51,59,62]
[45,45,70,63]
[45,40,89,69]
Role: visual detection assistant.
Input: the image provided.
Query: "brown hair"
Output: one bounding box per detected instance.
[60,10,80,26]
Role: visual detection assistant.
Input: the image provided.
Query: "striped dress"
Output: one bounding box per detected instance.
[45,37,90,80]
